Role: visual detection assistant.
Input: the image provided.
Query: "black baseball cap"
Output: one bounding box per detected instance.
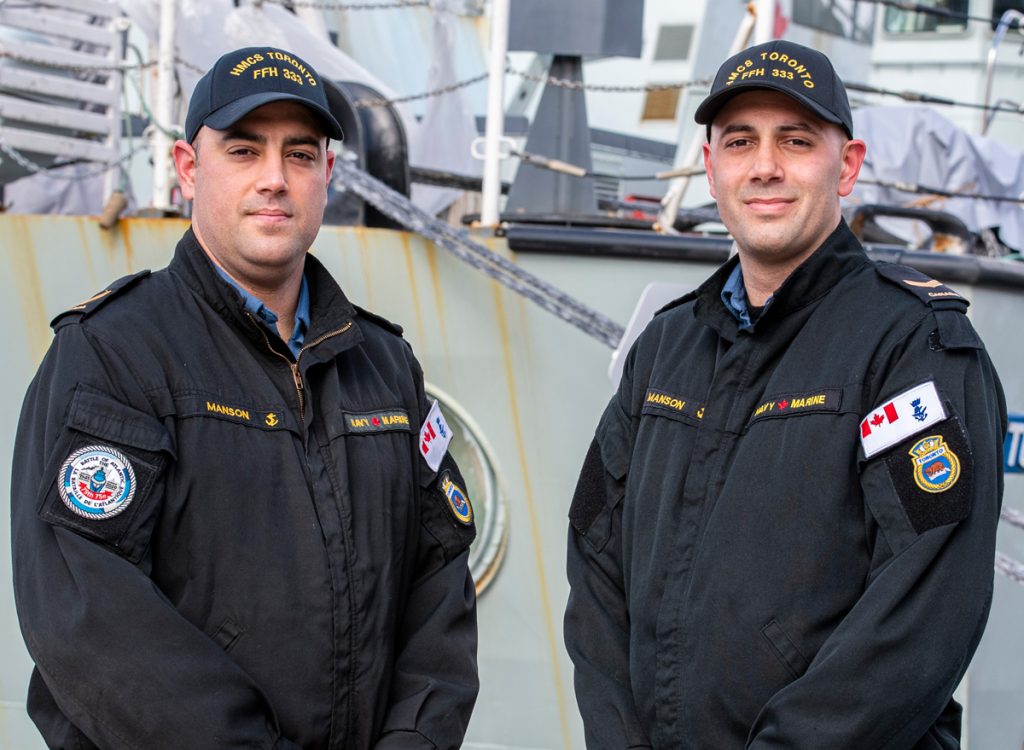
[695,40,853,138]
[185,47,344,143]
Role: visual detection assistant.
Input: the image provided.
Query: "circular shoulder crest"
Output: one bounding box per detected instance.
[58,445,137,520]
[440,470,473,526]
[909,435,961,494]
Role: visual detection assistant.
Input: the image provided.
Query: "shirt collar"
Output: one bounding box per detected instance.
[214,266,310,357]
[720,264,773,331]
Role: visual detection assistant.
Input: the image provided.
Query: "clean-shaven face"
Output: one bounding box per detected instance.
[178,100,336,291]
[703,89,864,270]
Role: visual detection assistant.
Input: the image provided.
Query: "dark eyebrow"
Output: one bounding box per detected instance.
[219,128,264,145]
[720,121,822,136]
[218,130,322,149]
[778,122,822,134]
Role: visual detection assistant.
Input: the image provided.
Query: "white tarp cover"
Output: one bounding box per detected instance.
[5,0,479,216]
[849,105,1024,253]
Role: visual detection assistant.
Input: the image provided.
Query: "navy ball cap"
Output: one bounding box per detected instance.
[185,46,344,142]
[695,40,853,138]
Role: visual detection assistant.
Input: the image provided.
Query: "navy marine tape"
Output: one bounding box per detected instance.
[748,389,842,424]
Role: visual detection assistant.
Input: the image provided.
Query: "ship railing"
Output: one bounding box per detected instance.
[0,0,126,201]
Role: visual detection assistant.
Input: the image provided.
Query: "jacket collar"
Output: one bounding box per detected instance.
[169,227,363,361]
[693,219,869,340]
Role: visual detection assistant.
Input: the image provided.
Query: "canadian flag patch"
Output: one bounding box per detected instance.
[859,381,946,459]
[419,399,453,472]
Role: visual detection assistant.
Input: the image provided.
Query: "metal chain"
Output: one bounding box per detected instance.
[845,82,1024,115]
[334,159,624,348]
[858,177,1024,205]
[996,507,1024,586]
[508,66,711,93]
[1002,506,1024,532]
[996,552,1024,586]
[0,48,155,73]
[354,71,490,108]
[861,0,1020,27]
[0,134,148,181]
[258,0,429,9]
[176,56,206,75]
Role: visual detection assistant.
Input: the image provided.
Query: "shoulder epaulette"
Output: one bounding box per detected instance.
[354,305,404,337]
[51,270,152,330]
[653,288,699,318]
[874,263,968,310]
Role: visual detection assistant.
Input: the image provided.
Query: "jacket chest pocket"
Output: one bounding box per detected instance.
[324,406,418,544]
[634,388,707,475]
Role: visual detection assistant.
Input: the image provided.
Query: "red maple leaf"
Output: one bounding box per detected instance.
[778,399,789,410]
[371,417,381,426]
[871,413,885,427]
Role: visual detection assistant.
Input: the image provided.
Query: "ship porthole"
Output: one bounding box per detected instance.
[425,383,508,595]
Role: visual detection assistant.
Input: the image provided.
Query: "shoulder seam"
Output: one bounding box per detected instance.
[51,270,152,329]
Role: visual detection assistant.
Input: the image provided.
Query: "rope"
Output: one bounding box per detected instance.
[334,159,624,348]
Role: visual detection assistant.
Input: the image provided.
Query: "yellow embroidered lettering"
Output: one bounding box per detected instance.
[206,401,250,420]
[229,53,264,76]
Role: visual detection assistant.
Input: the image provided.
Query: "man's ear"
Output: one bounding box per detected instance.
[325,148,336,186]
[838,139,867,198]
[702,141,717,200]
[173,139,198,201]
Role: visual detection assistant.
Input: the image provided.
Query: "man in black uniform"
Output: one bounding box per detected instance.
[565,40,1005,749]
[12,47,478,749]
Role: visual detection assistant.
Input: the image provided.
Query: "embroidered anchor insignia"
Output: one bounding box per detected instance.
[911,398,927,422]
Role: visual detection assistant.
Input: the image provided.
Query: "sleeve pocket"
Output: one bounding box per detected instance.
[420,452,477,563]
[36,385,175,563]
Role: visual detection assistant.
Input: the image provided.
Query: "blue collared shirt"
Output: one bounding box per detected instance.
[216,267,310,357]
[720,264,772,331]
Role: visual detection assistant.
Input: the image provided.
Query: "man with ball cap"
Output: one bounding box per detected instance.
[564,40,1005,749]
[12,46,478,749]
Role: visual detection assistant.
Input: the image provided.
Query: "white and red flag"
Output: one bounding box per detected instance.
[859,381,945,458]
[419,399,453,472]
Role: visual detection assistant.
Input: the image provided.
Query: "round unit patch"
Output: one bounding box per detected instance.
[58,445,137,520]
[909,435,961,493]
[441,471,473,525]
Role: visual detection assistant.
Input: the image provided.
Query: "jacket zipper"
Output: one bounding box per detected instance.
[246,313,353,421]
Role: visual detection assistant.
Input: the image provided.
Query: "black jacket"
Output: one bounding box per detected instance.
[565,221,1006,749]
[12,229,478,750]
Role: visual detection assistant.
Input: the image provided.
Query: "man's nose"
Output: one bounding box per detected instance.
[255,153,288,193]
[750,143,783,183]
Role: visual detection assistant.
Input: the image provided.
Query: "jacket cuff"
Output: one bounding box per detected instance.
[374,729,438,750]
